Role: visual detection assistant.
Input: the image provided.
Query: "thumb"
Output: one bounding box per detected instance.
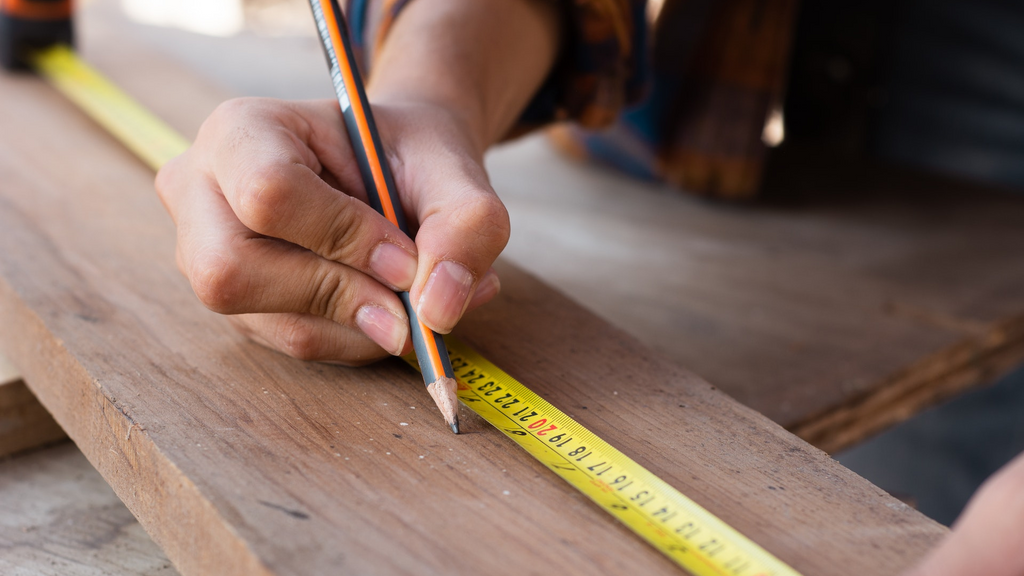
[407,153,509,334]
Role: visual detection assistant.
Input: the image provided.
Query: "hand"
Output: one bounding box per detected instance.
[156,97,508,365]
[903,450,1024,576]
[156,0,558,365]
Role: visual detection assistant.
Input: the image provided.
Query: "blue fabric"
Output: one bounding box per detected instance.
[347,0,370,47]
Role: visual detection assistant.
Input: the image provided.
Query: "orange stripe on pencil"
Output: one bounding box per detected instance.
[420,325,447,381]
[318,2,399,226]
[310,0,460,433]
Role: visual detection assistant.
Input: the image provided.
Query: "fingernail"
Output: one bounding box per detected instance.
[355,305,408,356]
[369,242,417,290]
[417,260,474,333]
[467,270,500,310]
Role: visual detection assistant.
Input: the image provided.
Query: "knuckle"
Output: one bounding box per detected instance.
[277,317,323,361]
[189,251,247,313]
[308,269,355,322]
[209,97,259,125]
[454,192,510,250]
[201,98,273,158]
[320,196,366,262]
[199,98,254,143]
[235,166,292,234]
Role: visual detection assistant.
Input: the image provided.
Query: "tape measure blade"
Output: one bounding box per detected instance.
[411,337,801,576]
[31,45,190,171]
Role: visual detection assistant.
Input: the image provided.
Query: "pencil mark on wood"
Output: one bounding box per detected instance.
[257,500,310,520]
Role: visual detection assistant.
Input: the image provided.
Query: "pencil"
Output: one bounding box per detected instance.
[308,0,460,433]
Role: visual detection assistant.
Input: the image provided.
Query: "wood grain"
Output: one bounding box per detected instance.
[489,137,1024,453]
[791,309,1024,453]
[0,442,177,576]
[0,31,948,576]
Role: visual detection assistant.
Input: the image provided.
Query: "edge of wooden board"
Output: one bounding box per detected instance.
[0,281,276,576]
[791,314,1024,453]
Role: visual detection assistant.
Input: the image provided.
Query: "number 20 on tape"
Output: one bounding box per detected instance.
[406,337,801,576]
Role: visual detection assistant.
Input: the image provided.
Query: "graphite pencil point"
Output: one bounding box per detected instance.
[426,376,459,432]
[310,0,458,434]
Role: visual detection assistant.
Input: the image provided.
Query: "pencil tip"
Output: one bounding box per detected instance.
[426,376,460,434]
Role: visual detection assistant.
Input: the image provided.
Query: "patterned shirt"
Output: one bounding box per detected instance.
[347,0,798,199]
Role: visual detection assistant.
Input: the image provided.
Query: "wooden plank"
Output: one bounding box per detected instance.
[0,351,66,458]
[0,442,176,576]
[0,35,946,576]
[489,137,1024,453]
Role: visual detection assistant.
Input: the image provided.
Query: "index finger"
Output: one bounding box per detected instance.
[210,99,420,292]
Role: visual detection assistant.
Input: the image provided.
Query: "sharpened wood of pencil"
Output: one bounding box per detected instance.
[308,0,460,433]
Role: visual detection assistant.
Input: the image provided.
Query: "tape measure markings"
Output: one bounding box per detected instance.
[29,43,802,576]
[405,337,800,576]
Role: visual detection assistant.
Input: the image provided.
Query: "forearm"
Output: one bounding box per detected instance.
[366,0,561,155]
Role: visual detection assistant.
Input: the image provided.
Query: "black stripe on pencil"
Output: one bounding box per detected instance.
[308,0,460,433]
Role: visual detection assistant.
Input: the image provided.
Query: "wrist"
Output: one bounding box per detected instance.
[366,86,489,158]
[364,0,560,150]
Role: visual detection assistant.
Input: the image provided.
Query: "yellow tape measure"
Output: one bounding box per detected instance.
[409,338,799,576]
[29,44,802,576]
[32,46,190,170]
